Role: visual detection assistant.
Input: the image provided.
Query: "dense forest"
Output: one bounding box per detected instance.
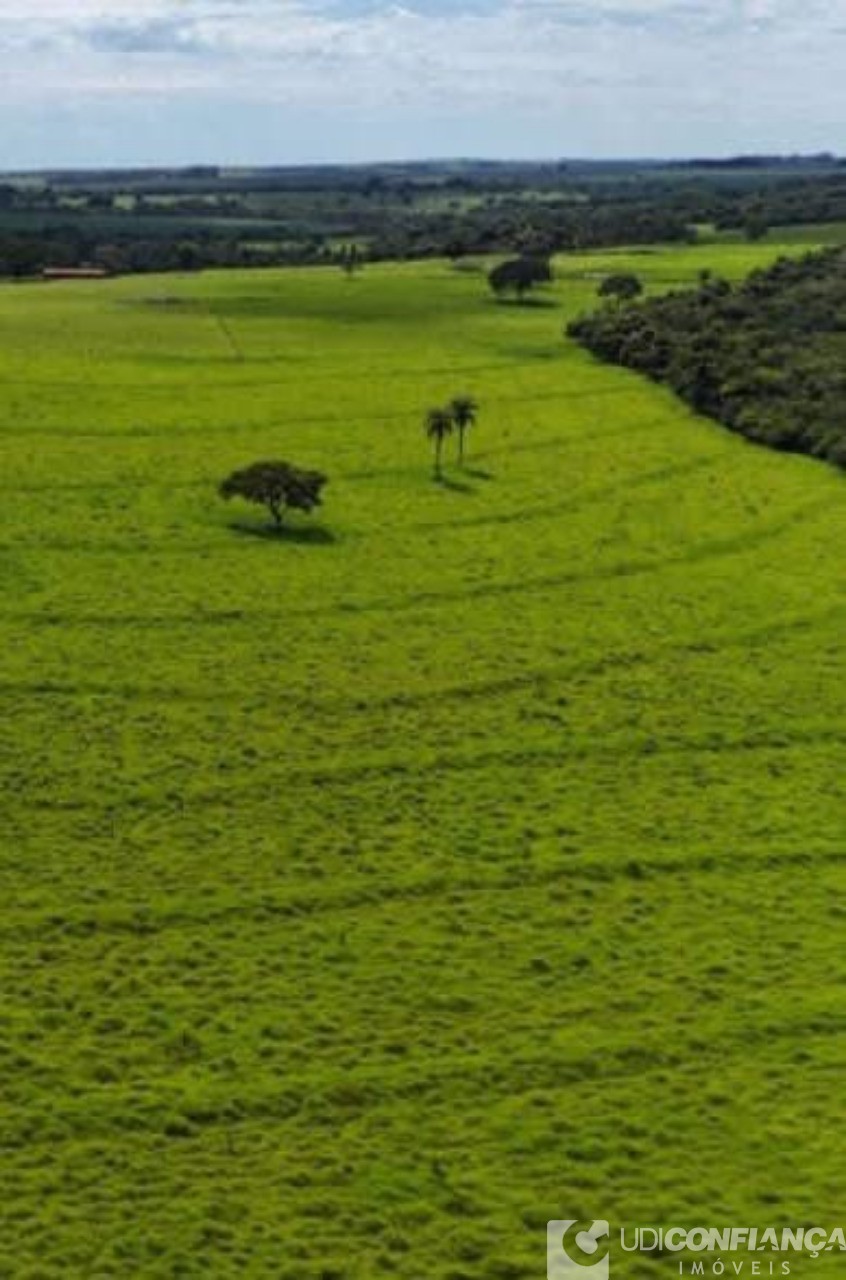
[1,155,846,278]
[569,246,846,469]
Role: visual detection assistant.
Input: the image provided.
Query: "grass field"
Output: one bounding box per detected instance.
[700,220,846,246]
[2,240,846,1279]
[763,220,846,244]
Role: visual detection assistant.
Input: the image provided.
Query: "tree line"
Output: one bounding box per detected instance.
[568,247,846,469]
[8,160,846,280]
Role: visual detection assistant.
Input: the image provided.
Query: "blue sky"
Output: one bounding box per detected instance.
[0,0,843,169]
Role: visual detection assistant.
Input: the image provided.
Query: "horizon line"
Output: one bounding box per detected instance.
[2,150,843,178]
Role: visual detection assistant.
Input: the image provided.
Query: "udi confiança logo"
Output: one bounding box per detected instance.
[547,1221,846,1277]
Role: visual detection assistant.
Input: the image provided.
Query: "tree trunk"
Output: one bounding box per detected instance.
[458,428,465,463]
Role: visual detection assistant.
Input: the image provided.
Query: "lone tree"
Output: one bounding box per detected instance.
[220,461,327,529]
[339,243,363,277]
[743,212,769,242]
[488,255,553,302]
[448,396,479,463]
[425,408,454,479]
[598,273,643,304]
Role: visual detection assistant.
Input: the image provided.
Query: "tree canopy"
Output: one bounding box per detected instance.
[220,461,327,527]
[598,273,643,303]
[488,255,553,301]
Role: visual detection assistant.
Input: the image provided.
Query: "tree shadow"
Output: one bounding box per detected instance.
[229,521,337,545]
[434,475,476,494]
[490,295,560,310]
[462,466,495,481]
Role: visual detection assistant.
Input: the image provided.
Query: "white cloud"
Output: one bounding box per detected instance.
[0,0,843,161]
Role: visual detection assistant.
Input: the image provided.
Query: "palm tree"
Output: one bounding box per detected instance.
[449,396,479,463]
[425,408,453,479]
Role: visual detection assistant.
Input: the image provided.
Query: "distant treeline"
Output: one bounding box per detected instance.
[2,158,846,277]
[0,231,300,278]
[569,247,846,469]
[0,197,692,279]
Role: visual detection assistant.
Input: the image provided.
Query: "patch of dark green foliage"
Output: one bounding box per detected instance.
[598,273,643,302]
[220,460,327,528]
[488,256,553,301]
[569,246,846,469]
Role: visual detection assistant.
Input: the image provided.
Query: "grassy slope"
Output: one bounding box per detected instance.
[714,221,846,245]
[1,243,845,1279]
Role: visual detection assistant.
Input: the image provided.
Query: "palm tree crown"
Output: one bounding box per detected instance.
[448,396,479,462]
[449,396,478,428]
[425,408,453,478]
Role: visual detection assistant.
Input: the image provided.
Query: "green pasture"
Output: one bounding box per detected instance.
[763,220,846,244]
[1,239,846,1278]
[698,220,846,246]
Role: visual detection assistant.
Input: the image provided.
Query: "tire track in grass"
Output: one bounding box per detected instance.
[4,598,845,708]
[0,450,721,546]
[3,495,833,631]
[0,384,637,441]
[1,844,845,946]
[4,1014,845,1154]
[204,301,245,363]
[6,722,846,821]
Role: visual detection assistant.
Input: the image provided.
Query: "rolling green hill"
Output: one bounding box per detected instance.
[1,242,845,1278]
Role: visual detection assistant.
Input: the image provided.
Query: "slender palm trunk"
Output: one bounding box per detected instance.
[434,437,443,478]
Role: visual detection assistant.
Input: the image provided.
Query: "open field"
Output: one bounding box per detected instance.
[763,220,846,244]
[1,241,846,1278]
[701,220,846,246]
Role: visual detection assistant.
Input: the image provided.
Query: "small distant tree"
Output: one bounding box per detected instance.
[220,461,327,528]
[598,273,643,304]
[445,239,468,263]
[743,213,769,242]
[425,408,454,479]
[448,396,479,463]
[488,255,553,302]
[174,241,203,272]
[339,243,363,277]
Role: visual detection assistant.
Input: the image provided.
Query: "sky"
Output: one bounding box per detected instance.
[0,0,844,169]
